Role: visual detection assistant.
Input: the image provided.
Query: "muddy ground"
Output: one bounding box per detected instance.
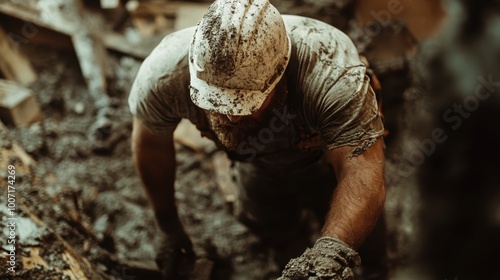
[0,1,429,279]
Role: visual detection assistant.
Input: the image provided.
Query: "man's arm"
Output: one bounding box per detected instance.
[278,138,385,279]
[321,138,386,249]
[131,117,194,277]
[131,117,179,231]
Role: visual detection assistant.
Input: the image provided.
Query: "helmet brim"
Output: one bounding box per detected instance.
[189,35,291,116]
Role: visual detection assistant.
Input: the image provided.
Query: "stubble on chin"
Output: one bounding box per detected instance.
[205,111,261,151]
[204,80,288,152]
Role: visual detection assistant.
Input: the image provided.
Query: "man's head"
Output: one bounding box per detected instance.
[188,0,291,117]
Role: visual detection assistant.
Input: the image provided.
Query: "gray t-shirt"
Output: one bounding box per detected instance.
[129,15,384,164]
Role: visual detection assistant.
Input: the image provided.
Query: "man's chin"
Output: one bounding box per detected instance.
[205,111,263,152]
[213,130,247,151]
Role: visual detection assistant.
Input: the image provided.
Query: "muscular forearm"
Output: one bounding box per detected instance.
[320,171,385,249]
[321,139,386,249]
[131,118,179,231]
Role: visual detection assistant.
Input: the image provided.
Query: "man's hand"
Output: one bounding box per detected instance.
[156,218,195,279]
[278,237,361,280]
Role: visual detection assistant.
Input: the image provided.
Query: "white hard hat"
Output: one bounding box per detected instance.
[189,0,291,116]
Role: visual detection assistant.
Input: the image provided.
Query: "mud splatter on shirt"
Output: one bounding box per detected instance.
[128,15,384,163]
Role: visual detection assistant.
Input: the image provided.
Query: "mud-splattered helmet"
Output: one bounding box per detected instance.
[189,0,291,116]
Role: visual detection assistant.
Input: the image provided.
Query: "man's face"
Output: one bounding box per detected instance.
[205,83,286,151]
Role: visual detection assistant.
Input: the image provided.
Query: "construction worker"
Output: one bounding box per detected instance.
[129,0,386,278]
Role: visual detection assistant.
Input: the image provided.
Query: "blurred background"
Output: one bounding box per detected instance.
[0,0,499,279]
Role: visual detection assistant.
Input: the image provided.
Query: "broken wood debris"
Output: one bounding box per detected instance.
[0,25,37,85]
[127,1,210,33]
[0,79,42,127]
[101,31,150,60]
[174,119,217,154]
[173,2,211,30]
[0,125,164,279]
[211,152,238,204]
[0,2,74,36]
[0,12,74,50]
[0,1,111,110]
[71,31,112,110]
[0,142,104,279]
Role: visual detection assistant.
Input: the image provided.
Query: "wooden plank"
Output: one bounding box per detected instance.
[71,33,111,109]
[130,1,177,17]
[0,2,112,110]
[0,25,37,85]
[131,14,174,38]
[61,251,90,280]
[129,1,210,30]
[211,152,238,203]
[101,31,151,60]
[11,142,36,167]
[173,2,211,30]
[0,2,74,36]
[21,247,50,270]
[174,119,217,153]
[0,1,146,62]
[0,13,74,50]
[0,79,42,126]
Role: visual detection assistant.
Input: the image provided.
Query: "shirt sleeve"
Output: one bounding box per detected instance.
[127,32,191,134]
[129,82,180,134]
[128,73,181,134]
[285,15,384,156]
[315,67,384,154]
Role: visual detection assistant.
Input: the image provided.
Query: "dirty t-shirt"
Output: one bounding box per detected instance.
[128,15,384,166]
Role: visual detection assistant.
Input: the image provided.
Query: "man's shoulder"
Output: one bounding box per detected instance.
[282,15,335,30]
[281,16,367,133]
[282,15,364,97]
[283,15,361,72]
[129,27,196,120]
[142,26,196,77]
[131,27,195,97]
[282,15,354,46]
[154,26,197,54]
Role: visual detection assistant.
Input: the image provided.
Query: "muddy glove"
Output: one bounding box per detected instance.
[155,215,195,279]
[278,237,361,280]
